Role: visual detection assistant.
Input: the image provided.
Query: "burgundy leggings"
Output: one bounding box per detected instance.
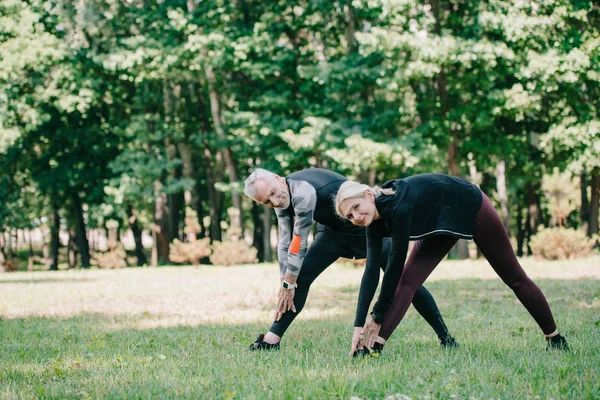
[379,192,558,339]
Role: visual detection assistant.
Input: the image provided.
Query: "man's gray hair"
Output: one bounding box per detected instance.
[244,168,278,198]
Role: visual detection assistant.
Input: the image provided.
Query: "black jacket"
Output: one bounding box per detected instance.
[355,173,482,326]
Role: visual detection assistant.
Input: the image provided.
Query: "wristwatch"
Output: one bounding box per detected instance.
[282,280,298,290]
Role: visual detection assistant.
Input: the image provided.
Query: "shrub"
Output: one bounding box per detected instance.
[169,238,212,266]
[95,245,128,269]
[209,241,258,266]
[530,227,596,260]
[337,257,366,268]
[0,260,18,272]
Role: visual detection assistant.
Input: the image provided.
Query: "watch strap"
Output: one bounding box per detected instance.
[282,280,297,289]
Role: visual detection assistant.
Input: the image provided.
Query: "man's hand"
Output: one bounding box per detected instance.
[350,326,365,356]
[275,288,296,321]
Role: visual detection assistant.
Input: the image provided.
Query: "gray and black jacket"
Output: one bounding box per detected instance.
[276,168,361,278]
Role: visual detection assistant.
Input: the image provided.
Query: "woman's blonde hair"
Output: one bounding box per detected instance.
[334,180,395,218]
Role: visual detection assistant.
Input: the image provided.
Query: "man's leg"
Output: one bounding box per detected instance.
[264,232,344,342]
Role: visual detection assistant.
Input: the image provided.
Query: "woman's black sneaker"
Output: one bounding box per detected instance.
[352,342,384,358]
[369,342,384,356]
[249,333,280,351]
[440,336,459,349]
[546,334,569,350]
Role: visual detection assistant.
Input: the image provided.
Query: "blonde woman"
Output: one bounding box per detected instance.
[335,173,568,356]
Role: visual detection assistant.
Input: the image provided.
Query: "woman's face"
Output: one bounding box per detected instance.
[339,191,378,227]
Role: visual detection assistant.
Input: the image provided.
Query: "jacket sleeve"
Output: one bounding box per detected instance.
[284,182,317,276]
[275,209,293,279]
[371,205,411,322]
[354,227,383,327]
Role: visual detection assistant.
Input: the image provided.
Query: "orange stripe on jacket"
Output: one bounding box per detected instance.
[289,235,302,255]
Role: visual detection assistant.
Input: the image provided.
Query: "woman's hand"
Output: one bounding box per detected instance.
[362,316,381,349]
[350,326,365,356]
[274,288,296,321]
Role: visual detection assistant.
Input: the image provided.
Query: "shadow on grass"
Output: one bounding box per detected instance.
[308,277,600,314]
[0,277,98,284]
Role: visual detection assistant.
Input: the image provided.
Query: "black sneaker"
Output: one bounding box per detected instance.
[546,334,569,350]
[352,342,384,358]
[249,333,280,351]
[440,336,459,349]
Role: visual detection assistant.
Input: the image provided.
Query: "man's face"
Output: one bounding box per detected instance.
[252,176,291,209]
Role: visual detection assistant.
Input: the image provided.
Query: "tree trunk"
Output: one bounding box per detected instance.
[516,205,525,257]
[262,205,273,262]
[128,204,148,266]
[197,195,207,239]
[153,179,171,266]
[203,49,244,237]
[525,182,541,255]
[431,0,460,178]
[72,190,91,268]
[495,160,511,233]
[163,80,180,243]
[168,191,182,242]
[431,0,466,258]
[368,169,376,186]
[589,172,600,237]
[0,231,5,263]
[580,169,589,234]
[178,142,198,211]
[344,2,357,53]
[525,182,541,233]
[12,229,18,257]
[252,202,265,262]
[6,230,14,260]
[49,200,60,271]
[27,228,34,271]
[67,227,78,269]
[203,144,223,242]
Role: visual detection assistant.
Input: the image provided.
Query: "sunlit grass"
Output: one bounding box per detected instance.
[1,256,599,399]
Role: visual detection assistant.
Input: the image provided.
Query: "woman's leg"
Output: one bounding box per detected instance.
[474,192,557,335]
[379,238,453,341]
[379,235,458,340]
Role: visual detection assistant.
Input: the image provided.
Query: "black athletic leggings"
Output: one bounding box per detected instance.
[270,226,451,339]
[379,192,558,339]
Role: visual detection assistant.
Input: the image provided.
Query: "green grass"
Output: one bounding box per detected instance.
[1,257,599,399]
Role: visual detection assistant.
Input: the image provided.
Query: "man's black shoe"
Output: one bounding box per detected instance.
[249,333,280,351]
[546,334,569,350]
[440,336,459,349]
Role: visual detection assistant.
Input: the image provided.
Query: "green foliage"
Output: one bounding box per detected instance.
[530,227,597,260]
[0,0,598,259]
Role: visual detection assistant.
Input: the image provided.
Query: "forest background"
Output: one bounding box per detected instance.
[1,0,599,270]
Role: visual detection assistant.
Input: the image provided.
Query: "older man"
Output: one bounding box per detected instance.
[244,168,457,352]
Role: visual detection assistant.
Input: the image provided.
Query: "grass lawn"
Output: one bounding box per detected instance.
[1,256,599,399]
